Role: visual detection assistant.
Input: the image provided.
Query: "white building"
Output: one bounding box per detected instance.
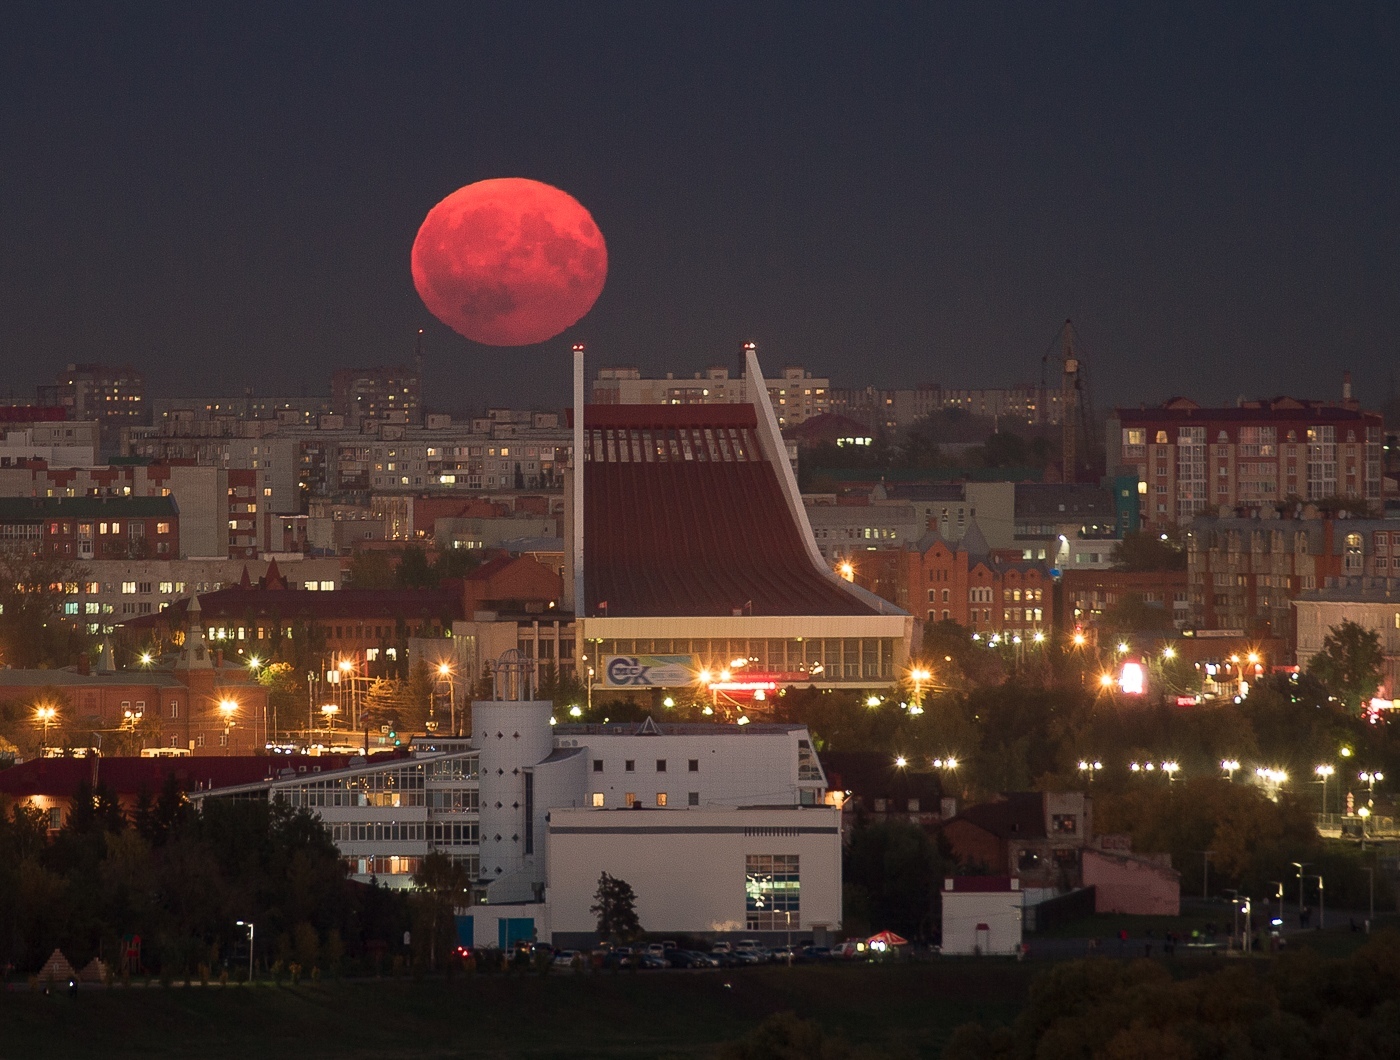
[940,877,1023,956]
[200,654,841,948]
[592,365,831,428]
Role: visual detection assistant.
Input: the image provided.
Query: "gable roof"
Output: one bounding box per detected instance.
[947,792,1045,839]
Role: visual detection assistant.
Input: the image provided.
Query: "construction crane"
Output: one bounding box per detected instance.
[1040,319,1096,483]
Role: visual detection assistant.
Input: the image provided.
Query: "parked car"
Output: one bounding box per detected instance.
[637,952,671,969]
[831,940,866,960]
[800,946,832,962]
[552,949,580,968]
[670,949,718,969]
[644,942,668,957]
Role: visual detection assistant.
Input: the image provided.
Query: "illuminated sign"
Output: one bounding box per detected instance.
[1120,660,1145,695]
[601,655,695,688]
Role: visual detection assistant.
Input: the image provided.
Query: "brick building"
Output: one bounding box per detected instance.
[894,522,1050,637]
[0,496,179,560]
[1109,396,1383,530]
[1057,569,1190,633]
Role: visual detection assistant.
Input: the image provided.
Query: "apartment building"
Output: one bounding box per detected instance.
[592,365,830,427]
[1109,397,1383,530]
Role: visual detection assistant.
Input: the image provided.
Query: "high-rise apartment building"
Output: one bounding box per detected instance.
[38,363,146,424]
[1109,398,1382,530]
[330,364,422,426]
[830,383,1063,433]
[592,365,829,427]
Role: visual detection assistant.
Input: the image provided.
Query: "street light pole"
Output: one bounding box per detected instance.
[236,920,255,981]
[1312,875,1324,930]
[1291,862,1310,921]
[1202,851,1214,900]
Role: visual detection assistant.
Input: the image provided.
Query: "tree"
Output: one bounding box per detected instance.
[395,546,435,589]
[258,661,304,743]
[1110,529,1186,572]
[1307,619,1384,715]
[843,818,945,941]
[411,851,472,970]
[345,550,395,589]
[0,546,93,668]
[591,872,641,942]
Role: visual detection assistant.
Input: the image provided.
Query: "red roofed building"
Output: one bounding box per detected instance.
[0,753,360,831]
[462,554,562,615]
[564,346,911,692]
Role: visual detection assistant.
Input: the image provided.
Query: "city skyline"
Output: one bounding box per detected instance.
[3,4,1397,410]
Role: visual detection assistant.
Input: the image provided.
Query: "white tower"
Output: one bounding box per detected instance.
[474,650,554,901]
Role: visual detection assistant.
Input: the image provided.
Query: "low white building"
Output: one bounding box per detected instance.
[546,805,842,948]
[940,877,1023,956]
[200,652,841,948]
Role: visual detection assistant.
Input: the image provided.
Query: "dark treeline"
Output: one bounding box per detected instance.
[0,778,411,979]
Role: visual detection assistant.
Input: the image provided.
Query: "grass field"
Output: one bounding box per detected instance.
[0,962,1036,1060]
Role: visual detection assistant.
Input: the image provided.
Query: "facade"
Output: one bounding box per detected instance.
[1185,514,1397,637]
[572,363,912,693]
[38,363,145,426]
[68,556,340,636]
[805,499,922,563]
[198,682,840,947]
[592,365,831,428]
[1109,397,1383,530]
[1294,581,1400,700]
[0,496,179,561]
[892,525,1051,637]
[0,625,268,757]
[547,806,842,946]
[941,792,1092,900]
[939,877,1024,956]
[0,420,99,468]
[1058,569,1190,633]
[1013,481,1138,573]
[1082,847,1180,916]
[830,383,1064,433]
[330,364,423,426]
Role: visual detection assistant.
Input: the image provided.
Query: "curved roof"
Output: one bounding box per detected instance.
[582,404,879,618]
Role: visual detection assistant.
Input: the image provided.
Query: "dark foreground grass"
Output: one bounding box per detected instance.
[0,961,1035,1060]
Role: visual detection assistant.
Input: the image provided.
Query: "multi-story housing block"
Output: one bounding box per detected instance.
[1185,513,1398,640]
[1109,396,1383,530]
[593,365,830,427]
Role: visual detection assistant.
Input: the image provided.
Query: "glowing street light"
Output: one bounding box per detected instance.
[1161,761,1180,783]
[139,651,154,667]
[836,560,855,582]
[1359,770,1384,805]
[35,704,57,750]
[218,697,239,755]
[568,704,583,718]
[1071,631,1086,647]
[865,695,881,708]
[1314,764,1335,814]
[1221,758,1241,782]
[1116,641,1130,654]
[1098,673,1115,689]
[894,755,908,768]
[1161,646,1176,660]
[932,757,958,770]
[247,655,262,671]
[1078,760,1103,782]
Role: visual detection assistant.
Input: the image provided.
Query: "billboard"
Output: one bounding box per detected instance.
[601,655,696,688]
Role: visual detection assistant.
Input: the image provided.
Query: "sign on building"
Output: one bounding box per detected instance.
[601,655,696,688]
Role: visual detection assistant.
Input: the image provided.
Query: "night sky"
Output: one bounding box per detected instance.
[2,2,1397,414]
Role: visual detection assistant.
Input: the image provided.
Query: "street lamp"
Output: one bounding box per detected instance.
[908,666,932,713]
[1311,875,1325,930]
[1314,764,1334,815]
[1221,759,1241,782]
[437,662,457,734]
[1359,770,1384,806]
[218,697,238,754]
[235,920,255,981]
[1161,761,1180,784]
[1077,760,1103,782]
[34,704,57,752]
[320,703,339,739]
[1358,806,1371,849]
[1291,862,1311,920]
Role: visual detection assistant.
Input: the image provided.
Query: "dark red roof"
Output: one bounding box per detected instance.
[0,754,361,798]
[123,587,462,629]
[581,404,878,617]
[946,793,1046,839]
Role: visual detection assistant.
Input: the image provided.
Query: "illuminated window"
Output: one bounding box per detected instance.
[591,793,604,808]
[624,792,637,807]
[656,793,668,806]
[746,854,800,930]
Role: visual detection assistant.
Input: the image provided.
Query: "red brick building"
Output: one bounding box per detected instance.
[1057,568,1190,633]
[463,554,563,615]
[0,631,267,757]
[1109,396,1383,530]
[0,496,179,560]
[859,522,1050,638]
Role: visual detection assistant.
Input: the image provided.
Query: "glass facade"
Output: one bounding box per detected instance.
[593,638,896,682]
[745,854,800,930]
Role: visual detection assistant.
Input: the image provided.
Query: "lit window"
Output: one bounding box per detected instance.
[656,793,667,806]
[591,793,604,808]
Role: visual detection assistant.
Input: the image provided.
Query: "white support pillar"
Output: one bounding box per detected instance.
[572,344,586,619]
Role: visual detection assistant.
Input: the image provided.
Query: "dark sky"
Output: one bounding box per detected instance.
[2,2,1397,414]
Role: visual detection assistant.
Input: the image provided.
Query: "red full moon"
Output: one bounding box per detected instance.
[411,178,608,347]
